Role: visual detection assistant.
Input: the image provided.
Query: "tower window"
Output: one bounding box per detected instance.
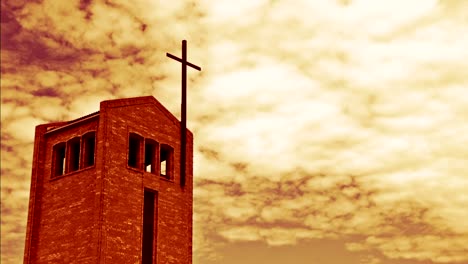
[82,131,96,168]
[50,131,97,179]
[145,139,158,174]
[67,137,81,173]
[53,142,66,177]
[160,144,173,179]
[142,189,157,264]
[128,133,143,169]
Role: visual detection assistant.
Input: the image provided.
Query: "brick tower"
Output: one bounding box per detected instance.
[23,96,193,264]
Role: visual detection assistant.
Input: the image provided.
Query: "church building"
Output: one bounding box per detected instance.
[23,96,194,264]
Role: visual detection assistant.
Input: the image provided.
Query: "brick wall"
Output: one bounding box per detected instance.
[24,118,100,264]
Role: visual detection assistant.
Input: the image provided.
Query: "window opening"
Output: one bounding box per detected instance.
[82,131,96,168]
[145,139,158,174]
[142,190,157,264]
[67,137,81,173]
[53,143,66,177]
[128,133,143,169]
[160,144,172,179]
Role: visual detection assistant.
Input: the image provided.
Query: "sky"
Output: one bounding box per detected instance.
[1,0,468,263]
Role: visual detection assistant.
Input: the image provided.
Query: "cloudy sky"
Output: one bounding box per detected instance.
[1,0,468,263]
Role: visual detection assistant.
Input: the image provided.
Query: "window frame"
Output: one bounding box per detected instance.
[144,138,159,174]
[159,144,173,180]
[66,137,81,173]
[52,142,66,177]
[50,130,97,180]
[82,131,96,168]
[128,132,144,170]
[126,132,174,181]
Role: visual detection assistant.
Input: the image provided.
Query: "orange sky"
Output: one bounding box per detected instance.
[1,0,468,263]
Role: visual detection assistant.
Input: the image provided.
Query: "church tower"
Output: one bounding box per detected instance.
[23,96,193,264]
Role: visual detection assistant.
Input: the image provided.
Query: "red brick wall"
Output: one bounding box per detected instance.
[100,98,193,264]
[24,118,100,264]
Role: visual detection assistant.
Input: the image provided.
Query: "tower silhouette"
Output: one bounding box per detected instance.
[23,96,193,264]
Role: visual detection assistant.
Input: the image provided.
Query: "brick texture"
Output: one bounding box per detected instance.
[23,96,193,264]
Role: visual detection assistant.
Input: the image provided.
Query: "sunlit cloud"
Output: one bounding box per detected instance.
[2,0,468,263]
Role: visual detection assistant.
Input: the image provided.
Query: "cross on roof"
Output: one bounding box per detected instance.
[166,40,201,187]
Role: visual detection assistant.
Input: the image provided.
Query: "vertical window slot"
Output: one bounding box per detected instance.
[53,143,66,177]
[160,144,173,179]
[142,190,157,264]
[145,139,158,174]
[82,131,96,168]
[128,133,143,169]
[67,137,81,173]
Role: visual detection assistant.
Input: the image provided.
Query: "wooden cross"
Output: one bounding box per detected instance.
[166,40,201,187]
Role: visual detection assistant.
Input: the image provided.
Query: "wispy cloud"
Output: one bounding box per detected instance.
[2,0,468,263]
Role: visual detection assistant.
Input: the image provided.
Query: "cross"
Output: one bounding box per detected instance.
[166,40,201,187]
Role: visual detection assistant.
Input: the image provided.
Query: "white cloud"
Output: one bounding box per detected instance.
[3,0,468,263]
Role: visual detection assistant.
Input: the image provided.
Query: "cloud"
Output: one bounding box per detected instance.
[358,235,468,263]
[2,0,468,263]
[192,0,468,263]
